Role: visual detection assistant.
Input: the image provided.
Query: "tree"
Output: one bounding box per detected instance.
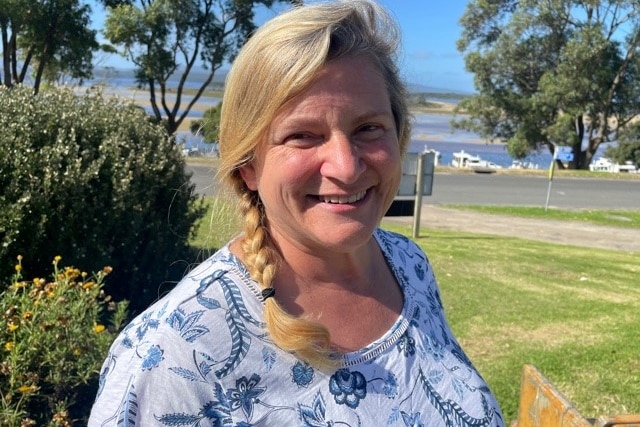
[102,0,300,136]
[190,101,222,144]
[455,0,640,170]
[606,123,640,167]
[0,0,98,94]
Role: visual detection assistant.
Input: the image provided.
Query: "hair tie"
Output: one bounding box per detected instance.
[261,287,276,302]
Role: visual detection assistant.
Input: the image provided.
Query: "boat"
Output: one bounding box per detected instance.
[509,160,539,170]
[451,150,502,173]
[451,150,481,168]
[589,157,638,173]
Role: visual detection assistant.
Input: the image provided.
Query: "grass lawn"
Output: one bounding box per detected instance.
[191,198,640,424]
[447,204,640,229]
[381,222,640,423]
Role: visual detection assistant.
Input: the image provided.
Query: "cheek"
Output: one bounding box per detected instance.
[266,150,319,181]
[253,152,320,201]
[376,145,402,178]
[378,150,403,198]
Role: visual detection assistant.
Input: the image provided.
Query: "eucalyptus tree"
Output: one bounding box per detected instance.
[0,0,97,94]
[102,0,300,136]
[456,0,640,169]
[606,123,640,167]
[190,101,222,144]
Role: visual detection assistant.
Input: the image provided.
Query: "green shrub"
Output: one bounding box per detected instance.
[1,255,127,426]
[190,101,222,145]
[0,86,206,313]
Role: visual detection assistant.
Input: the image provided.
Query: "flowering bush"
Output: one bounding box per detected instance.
[0,86,205,313]
[0,256,127,426]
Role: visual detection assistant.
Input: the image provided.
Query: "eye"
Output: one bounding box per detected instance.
[355,123,385,140]
[283,132,322,147]
[285,132,310,141]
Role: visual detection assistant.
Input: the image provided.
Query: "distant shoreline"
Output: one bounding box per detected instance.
[75,84,474,139]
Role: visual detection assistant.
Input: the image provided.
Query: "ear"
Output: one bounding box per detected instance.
[238,162,258,191]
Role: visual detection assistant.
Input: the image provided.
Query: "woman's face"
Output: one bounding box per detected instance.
[239,56,402,256]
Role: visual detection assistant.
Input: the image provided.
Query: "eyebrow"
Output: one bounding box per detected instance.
[279,109,394,127]
[352,109,394,123]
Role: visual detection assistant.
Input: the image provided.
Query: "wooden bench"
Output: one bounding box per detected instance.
[515,364,640,427]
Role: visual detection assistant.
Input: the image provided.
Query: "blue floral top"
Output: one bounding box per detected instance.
[89,228,504,426]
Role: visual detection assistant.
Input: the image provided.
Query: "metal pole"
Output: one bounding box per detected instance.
[412,153,425,239]
[545,155,556,211]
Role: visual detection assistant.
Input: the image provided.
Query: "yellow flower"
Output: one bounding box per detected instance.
[82,281,95,290]
[53,255,62,265]
[8,322,19,332]
[17,385,38,394]
[14,263,22,272]
[4,341,15,351]
[93,324,106,334]
[16,255,23,261]
[12,281,27,289]
[72,348,82,356]
[64,267,81,279]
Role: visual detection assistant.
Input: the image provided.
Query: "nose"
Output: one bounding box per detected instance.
[319,133,364,184]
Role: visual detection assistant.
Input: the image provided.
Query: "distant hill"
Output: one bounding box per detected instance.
[406,82,474,96]
[91,66,229,84]
[91,66,473,99]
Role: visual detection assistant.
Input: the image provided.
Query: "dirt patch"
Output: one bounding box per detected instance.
[384,205,640,253]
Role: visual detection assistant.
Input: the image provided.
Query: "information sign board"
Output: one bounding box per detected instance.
[557,146,573,154]
[557,153,574,162]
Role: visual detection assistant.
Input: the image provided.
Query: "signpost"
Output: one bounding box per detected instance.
[545,146,574,211]
[387,150,436,238]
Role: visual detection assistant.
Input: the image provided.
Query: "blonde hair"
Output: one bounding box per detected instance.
[218,0,411,370]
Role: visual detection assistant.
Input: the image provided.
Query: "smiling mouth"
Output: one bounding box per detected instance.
[319,190,367,204]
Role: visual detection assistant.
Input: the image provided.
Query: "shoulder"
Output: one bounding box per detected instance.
[374,228,427,263]
[112,246,261,351]
[89,246,267,422]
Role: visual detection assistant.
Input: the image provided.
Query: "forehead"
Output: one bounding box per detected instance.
[274,56,391,120]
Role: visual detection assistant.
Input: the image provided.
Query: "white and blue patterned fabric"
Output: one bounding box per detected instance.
[89,228,504,426]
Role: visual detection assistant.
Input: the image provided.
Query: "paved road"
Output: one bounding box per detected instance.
[428,173,640,209]
[187,163,640,210]
[186,163,640,251]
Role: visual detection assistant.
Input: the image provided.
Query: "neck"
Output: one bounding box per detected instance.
[279,237,379,289]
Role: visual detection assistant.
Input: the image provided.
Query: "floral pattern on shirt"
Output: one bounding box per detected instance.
[89,228,504,427]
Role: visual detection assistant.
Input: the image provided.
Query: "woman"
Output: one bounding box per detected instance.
[89,1,504,425]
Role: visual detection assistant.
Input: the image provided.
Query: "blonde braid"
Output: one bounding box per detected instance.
[238,191,339,371]
[218,1,410,371]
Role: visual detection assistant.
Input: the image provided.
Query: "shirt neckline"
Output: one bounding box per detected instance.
[218,229,415,366]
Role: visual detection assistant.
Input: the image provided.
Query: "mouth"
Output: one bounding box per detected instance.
[318,189,367,204]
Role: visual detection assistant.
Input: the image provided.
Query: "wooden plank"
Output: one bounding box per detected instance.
[516,364,592,427]
[593,415,640,427]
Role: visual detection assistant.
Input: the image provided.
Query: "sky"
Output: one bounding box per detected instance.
[91,1,475,93]
[375,1,474,93]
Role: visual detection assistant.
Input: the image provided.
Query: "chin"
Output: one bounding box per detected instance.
[319,222,377,249]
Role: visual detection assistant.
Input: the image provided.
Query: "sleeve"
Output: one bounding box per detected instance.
[88,316,229,426]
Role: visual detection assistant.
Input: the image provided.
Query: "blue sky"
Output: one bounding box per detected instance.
[91,1,474,93]
[378,1,474,93]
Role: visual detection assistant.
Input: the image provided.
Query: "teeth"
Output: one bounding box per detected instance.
[321,190,366,204]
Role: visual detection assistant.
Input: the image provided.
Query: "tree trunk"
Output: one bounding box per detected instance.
[18,49,32,83]
[10,31,20,84]
[570,115,585,169]
[1,25,8,86]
